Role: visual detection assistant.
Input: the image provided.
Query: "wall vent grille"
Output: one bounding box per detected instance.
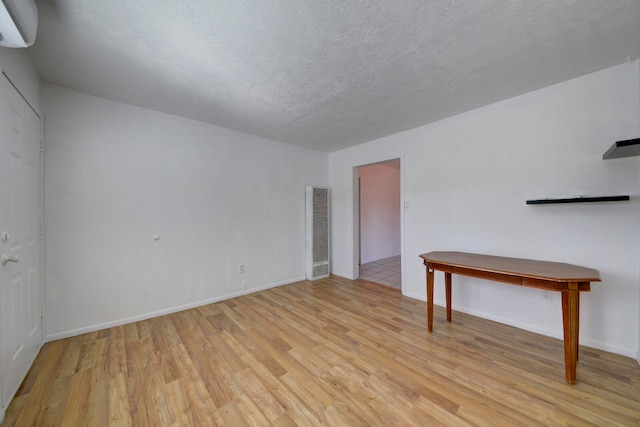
[306,186,330,280]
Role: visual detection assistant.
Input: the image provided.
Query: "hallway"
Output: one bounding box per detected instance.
[359,255,401,290]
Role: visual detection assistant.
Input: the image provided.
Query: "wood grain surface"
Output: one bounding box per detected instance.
[3,276,639,426]
[420,252,601,282]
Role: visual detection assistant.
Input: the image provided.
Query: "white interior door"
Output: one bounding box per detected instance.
[0,73,43,416]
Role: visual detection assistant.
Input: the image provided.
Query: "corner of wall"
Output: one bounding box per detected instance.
[637,57,640,367]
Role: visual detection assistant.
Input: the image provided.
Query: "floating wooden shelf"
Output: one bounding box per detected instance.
[526,196,630,205]
[603,138,640,159]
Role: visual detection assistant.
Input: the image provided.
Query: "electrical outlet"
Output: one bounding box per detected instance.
[239,264,245,274]
[241,281,247,291]
[542,290,553,302]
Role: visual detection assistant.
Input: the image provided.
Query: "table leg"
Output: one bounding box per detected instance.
[576,292,580,362]
[427,265,434,332]
[445,272,452,322]
[561,283,579,384]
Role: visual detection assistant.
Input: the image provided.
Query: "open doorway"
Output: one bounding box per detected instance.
[356,159,401,290]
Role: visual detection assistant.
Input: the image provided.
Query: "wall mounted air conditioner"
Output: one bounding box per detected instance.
[0,0,37,48]
[306,186,330,281]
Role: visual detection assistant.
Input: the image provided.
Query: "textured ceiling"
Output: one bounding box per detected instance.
[29,0,640,152]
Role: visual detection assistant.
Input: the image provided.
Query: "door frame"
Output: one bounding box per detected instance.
[0,69,44,421]
[352,156,404,293]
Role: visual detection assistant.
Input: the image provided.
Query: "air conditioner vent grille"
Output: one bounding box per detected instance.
[313,264,329,278]
[312,188,329,263]
[306,186,330,281]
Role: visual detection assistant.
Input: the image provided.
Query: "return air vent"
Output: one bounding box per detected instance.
[306,186,330,281]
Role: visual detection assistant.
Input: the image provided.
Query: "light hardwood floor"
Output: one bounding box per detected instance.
[3,276,640,426]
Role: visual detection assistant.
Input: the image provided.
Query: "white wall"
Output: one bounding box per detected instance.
[43,84,327,339]
[359,163,401,264]
[329,62,640,358]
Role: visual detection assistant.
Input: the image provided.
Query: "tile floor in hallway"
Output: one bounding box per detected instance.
[359,255,401,290]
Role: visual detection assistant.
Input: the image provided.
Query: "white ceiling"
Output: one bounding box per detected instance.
[28,0,640,152]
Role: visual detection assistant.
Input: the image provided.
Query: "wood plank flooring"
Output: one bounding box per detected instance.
[3,276,640,426]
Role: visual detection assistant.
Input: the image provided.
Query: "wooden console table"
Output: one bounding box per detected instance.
[419,251,601,384]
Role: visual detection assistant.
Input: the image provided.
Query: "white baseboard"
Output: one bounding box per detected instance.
[636,348,640,367]
[45,276,305,342]
[401,292,635,359]
[331,271,357,280]
[403,291,426,302]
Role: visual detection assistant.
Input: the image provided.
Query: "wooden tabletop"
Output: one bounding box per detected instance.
[419,251,601,283]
